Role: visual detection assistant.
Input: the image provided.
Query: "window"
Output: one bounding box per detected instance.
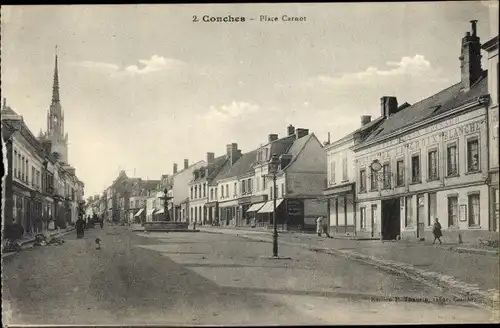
[342,157,348,181]
[382,163,391,189]
[256,177,260,191]
[241,181,246,194]
[262,176,267,190]
[370,168,378,191]
[32,167,35,186]
[14,150,17,178]
[210,189,214,201]
[448,196,458,227]
[396,160,405,186]
[411,155,420,183]
[360,207,366,230]
[25,160,28,182]
[467,138,479,172]
[281,183,285,197]
[359,169,366,192]
[405,196,414,227]
[270,187,273,199]
[203,184,206,198]
[215,187,218,200]
[248,178,252,193]
[428,149,438,180]
[225,185,229,198]
[428,192,437,226]
[21,156,25,181]
[234,182,237,196]
[190,187,193,200]
[468,193,480,226]
[447,143,458,176]
[330,161,336,183]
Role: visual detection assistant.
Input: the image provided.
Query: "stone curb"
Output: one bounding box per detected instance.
[2,228,76,260]
[212,230,499,312]
[454,247,499,256]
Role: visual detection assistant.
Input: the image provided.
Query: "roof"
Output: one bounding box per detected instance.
[284,134,312,164]
[362,73,488,145]
[482,36,499,50]
[191,155,227,183]
[1,121,16,141]
[1,105,20,117]
[214,149,258,181]
[269,134,296,156]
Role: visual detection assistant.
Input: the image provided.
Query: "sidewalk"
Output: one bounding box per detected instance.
[200,226,500,311]
[2,227,76,259]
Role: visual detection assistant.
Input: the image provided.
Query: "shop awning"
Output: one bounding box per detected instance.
[156,208,164,215]
[147,208,156,216]
[134,208,144,217]
[258,199,284,214]
[246,202,266,213]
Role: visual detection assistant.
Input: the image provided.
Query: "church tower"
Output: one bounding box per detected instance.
[45,46,69,163]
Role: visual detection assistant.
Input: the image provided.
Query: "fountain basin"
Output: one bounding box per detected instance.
[143,221,196,232]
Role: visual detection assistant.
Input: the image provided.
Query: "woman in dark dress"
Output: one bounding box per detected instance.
[76,216,84,238]
[432,218,443,244]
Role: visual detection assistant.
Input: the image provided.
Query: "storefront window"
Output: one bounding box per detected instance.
[468,193,480,226]
[405,196,414,227]
[448,196,458,227]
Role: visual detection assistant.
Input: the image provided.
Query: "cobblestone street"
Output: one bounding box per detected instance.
[2,225,496,325]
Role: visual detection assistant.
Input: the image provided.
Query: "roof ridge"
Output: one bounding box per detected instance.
[283,133,314,171]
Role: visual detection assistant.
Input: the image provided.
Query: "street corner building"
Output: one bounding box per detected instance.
[206,125,327,231]
[1,50,85,237]
[325,21,499,243]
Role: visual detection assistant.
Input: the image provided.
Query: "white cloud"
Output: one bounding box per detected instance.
[206,101,260,120]
[124,55,184,75]
[76,61,120,72]
[75,55,184,77]
[308,54,445,87]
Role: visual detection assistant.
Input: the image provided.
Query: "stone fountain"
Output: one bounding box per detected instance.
[143,188,198,232]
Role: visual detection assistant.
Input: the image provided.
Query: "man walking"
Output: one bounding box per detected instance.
[316,216,332,238]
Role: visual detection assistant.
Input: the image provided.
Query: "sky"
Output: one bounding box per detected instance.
[1,2,498,197]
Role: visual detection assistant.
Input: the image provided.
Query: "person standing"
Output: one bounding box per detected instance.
[316,216,324,237]
[76,216,84,238]
[322,217,332,238]
[432,218,443,244]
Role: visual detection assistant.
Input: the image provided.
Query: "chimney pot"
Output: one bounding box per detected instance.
[381,96,399,117]
[184,159,189,169]
[361,115,372,126]
[287,125,295,136]
[460,20,482,91]
[207,152,215,164]
[296,128,309,139]
[268,134,278,142]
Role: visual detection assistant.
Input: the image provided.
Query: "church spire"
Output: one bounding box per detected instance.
[52,45,60,103]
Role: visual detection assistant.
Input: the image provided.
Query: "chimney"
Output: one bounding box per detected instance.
[184,159,189,169]
[226,143,241,166]
[2,98,6,109]
[296,128,309,139]
[287,125,295,136]
[381,96,399,117]
[207,152,215,164]
[361,115,372,127]
[173,163,178,174]
[459,20,483,91]
[268,134,278,142]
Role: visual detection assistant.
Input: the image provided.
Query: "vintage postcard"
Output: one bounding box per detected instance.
[1,2,499,326]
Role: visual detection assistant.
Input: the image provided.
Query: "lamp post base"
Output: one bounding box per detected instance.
[259,255,293,260]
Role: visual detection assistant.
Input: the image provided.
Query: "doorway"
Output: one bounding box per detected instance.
[371,204,378,238]
[416,194,425,240]
[381,198,401,240]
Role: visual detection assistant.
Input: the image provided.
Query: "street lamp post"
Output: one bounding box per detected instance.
[269,154,280,258]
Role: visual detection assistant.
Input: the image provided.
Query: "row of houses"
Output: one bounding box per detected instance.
[323,21,499,242]
[98,21,498,243]
[2,102,85,235]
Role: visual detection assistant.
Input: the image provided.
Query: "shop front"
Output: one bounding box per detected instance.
[206,201,217,225]
[245,195,268,227]
[219,199,238,226]
[323,183,356,235]
[238,196,252,226]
